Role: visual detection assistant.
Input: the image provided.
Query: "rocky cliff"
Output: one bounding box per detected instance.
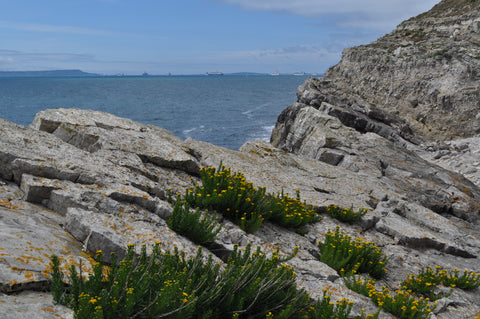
[273,0,480,142]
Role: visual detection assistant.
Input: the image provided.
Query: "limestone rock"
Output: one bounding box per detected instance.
[0,107,479,318]
[290,0,480,141]
[272,105,480,222]
[0,291,73,319]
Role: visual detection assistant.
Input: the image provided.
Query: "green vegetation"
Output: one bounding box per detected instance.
[441,268,480,289]
[345,276,436,319]
[166,198,221,246]
[326,205,368,224]
[50,243,367,319]
[318,226,387,278]
[402,265,480,300]
[183,164,319,233]
[345,265,480,319]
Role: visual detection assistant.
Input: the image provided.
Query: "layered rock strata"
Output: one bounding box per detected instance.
[279,0,480,141]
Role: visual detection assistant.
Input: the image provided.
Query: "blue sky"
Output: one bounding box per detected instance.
[0,0,439,75]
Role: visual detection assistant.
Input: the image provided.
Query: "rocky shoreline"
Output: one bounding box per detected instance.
[2,0,480,318]
[0,104,479,318]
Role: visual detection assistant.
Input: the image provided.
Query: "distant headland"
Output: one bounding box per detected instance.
[0,69,99,78]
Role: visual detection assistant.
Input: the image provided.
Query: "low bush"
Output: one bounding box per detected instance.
[402,265,480,299]
[184,164,318,233]
[166,198,221,246]
[266,190,319,229]
[326,205,368,223]
[318,226,387,278]
[441,268,480,290]
[346,265,479,319]
[305,290,355,319]
[345,276,436,319]
[50,243,366,318]
[401,266,448,300]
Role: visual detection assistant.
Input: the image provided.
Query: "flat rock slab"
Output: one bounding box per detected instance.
[0,291,73,319]
[30,108,201,175]
[0,182,92,293]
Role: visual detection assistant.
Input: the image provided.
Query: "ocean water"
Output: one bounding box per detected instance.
[0,75,308,150]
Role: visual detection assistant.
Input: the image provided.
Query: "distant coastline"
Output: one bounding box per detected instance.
[0,69,99,78]
[0,69,322,78]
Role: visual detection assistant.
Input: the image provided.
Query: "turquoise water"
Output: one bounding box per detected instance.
[0,75,307,150]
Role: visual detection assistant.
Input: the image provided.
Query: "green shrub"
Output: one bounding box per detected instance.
[184,165,269,233]
[166,198,221,246]
[184,164,318,233]
[345,276,436,319]
[326,205,368,223]
[442,268,480,290]
[402,265,480,296]
[266,190,319,228]
[304,290,354,319]
[401,266,449,300]
[318,226,387,278]
[52,243,360,318]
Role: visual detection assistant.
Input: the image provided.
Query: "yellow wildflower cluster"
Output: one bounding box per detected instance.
[184,164,319,232]
[319,226,387,278]
[402,265,480,297]
[347,276,436,319]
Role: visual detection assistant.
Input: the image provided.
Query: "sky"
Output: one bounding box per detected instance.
[0,0,439,75]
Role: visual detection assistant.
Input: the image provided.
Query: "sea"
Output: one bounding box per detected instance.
[0,75,309,150]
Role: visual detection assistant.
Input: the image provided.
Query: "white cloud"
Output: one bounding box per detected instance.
[218,0,439,30]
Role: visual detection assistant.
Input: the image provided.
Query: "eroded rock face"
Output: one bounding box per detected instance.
[0,107,479,318]
[277,0,480,142]
[273,104,480,222]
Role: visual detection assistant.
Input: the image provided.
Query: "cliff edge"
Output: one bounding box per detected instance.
[273,0,480,143]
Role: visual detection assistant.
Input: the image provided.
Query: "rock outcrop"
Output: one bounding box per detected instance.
[275,0,480,142]
[0,106,479,318]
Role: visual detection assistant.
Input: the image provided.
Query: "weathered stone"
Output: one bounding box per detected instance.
[272,105,480,223]
[0,291,73,319]
[1,100,480,318]
[0,181,93,294]
[31,108,201,175]
[20,174,58,204]
[282,1,480,142]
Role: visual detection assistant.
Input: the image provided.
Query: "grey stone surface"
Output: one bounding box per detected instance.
[284,0,480,142]
[272,105,480,222]
[0,94,479,319]
[0,291,73,319]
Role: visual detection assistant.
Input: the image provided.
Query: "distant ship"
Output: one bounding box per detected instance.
[293,72,305,76]
[207,71,224,76]
[142,72,149,76]
[270,72,280,76]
